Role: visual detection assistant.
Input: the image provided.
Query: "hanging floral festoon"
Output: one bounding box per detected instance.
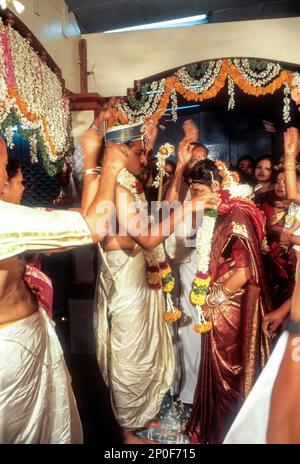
[0,18,72,175]
[189,162,253,333]
[117,162,181,323]
[111,58,299,126]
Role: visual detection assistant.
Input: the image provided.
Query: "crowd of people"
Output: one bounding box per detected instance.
[0,98,300,444]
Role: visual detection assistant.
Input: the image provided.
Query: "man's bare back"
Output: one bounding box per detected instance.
[0,256,37,325]
[104,186,138,252]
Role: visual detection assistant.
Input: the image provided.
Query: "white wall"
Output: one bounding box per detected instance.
[84,17,300,97]
[14,0,80,92]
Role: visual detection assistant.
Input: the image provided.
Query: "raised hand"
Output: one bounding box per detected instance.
[191,192,220,213]
[143,117,158,152]
[177,137,193,167]
[284,127,300,159]
[183,119,199,143]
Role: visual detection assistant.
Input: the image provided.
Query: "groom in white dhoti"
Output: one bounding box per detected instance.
[93,120,218,442]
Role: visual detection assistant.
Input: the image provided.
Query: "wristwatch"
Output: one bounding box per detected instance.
[282,316,300,335]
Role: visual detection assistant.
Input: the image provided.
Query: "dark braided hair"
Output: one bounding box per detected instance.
[188,159,223,187]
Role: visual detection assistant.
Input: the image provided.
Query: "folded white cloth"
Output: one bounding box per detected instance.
[0,309,83,443]
[0,200,91,260]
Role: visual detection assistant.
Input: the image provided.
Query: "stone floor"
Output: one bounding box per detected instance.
[135,394,192,444]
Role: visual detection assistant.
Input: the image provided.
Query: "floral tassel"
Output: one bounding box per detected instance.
[193,305,212,333]
[163,291,181,323]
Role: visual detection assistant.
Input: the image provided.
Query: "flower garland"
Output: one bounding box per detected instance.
[228,76,235,110]
[232,59,281,87]
[113,79,167,123]
[190,208,218,333]
[117,168,181,323]
[283,83,291,123]
[152,143,175,188]
[111,58,297,126]
[175,60,223,94]
[190,161,253,334]
[0,19,72,175]
[170,88,178,122]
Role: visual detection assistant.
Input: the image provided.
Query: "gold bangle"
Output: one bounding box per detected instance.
[83,167,102,176]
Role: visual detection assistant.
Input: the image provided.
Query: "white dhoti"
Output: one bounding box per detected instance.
[224,332,288,444]
[176,249,201,404]
[95,246,174,430]
[0,309,83,444]
[165,230,201,404]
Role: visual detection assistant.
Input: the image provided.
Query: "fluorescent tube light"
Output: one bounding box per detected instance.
[104,14,207,33]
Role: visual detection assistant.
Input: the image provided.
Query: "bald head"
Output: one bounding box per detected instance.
[0,137,8,195]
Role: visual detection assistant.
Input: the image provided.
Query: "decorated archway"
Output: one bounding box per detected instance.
[111,58,300,126]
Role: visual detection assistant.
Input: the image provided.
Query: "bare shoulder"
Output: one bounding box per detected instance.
[0,256,22,271]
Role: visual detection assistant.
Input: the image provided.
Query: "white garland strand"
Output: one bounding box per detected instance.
[228,76,235,110]
[29,134,38,164]
[196,214,217,274]
[170,89,178,122]
[283,83,291,124]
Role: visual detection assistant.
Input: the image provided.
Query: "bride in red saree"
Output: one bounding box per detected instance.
[185,159,272,444]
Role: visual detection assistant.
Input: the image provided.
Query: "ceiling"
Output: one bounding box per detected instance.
[65,0,300,34]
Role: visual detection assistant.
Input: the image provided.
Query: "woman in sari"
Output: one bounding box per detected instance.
[185,159,271,444]
[253,155,274,206]
[261,169,296,310]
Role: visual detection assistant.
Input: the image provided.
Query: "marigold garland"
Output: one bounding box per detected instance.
[111,58,299,126]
